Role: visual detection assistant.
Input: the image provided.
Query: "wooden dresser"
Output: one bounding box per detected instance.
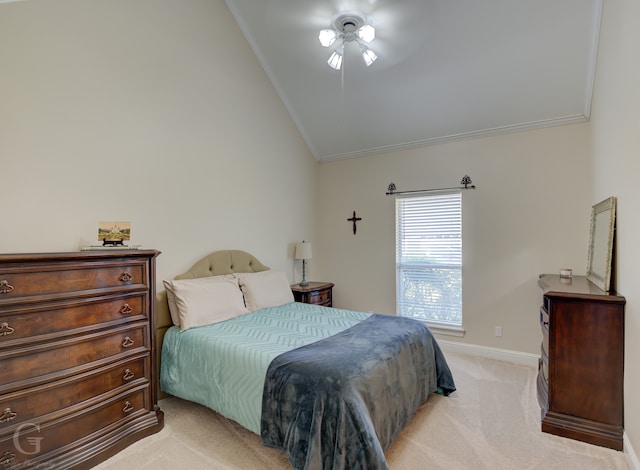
[537,274,625,450]
[291,282,334,307]
[0,250,163,469]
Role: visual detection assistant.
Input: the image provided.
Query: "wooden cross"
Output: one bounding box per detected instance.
[347,211,362,235]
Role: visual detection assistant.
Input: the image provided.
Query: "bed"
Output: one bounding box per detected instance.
[156,250,455,470]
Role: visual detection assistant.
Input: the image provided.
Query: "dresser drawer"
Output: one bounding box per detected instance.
[292,282,334,307]
[0,324,147,393]
[0,260,148,305]
[0,294,146,346]
[536,362,548,410]
[0,386,149,468]
[307,289,331,305]
[539,305,549,328]
[540,345,548,382]
[0,355,148,436]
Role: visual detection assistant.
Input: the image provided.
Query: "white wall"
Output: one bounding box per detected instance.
[316,123,592,354]
[589,0,640,460]
[0,0,317,284]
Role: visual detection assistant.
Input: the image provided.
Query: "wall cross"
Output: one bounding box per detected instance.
[347,211,362,235]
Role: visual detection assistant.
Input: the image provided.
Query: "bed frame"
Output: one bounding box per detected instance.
[155,250,270,398]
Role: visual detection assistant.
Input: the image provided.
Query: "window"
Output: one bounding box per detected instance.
[396,190,463,332]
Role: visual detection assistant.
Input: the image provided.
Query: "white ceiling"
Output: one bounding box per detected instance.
[225,0,602,162]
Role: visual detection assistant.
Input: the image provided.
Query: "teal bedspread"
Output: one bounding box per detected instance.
[160,302,370,434]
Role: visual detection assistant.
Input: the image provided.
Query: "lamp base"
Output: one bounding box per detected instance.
[300,259,309,287]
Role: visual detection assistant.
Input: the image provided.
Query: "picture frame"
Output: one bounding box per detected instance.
[98,221,131,246]
[586,196,616,292]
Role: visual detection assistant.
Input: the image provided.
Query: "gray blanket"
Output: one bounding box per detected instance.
[261,314,456,470]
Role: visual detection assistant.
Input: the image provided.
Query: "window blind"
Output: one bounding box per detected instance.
[396,190,462,325]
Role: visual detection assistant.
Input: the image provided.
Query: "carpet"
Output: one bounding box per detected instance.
[93,351,629,469]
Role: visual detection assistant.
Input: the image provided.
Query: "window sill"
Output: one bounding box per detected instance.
[423,322,465,337]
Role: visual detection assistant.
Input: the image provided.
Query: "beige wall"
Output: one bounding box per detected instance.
[315,124,592,354]
[589,0,640,460]
[0,0,317,284]
[2,0,638,463]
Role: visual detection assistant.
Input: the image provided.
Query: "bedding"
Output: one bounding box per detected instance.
[161,303,455,470]
[236,269,295,311]
[157,250,456,470]
[261,313,455,469]
[163,275,247,330]
[160,302,371,434]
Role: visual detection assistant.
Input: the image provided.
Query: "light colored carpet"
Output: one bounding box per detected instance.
[93,351,629,469]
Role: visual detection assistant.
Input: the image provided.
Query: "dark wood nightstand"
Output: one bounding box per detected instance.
[291,281,334,307]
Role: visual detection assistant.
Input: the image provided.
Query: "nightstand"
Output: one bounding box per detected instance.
[291,281,334,307]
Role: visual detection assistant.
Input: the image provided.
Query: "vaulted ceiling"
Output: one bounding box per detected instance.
[225,0,602,162]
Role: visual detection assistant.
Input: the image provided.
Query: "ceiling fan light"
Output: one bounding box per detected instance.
[319,29,337,47]
[362,48,377,66]
[328,49,343,70]
[358,24,375,43]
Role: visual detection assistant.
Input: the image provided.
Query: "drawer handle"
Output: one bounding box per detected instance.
[120,303,134,315]
[0,322,15,337]
[123,401,134,413]
[1,451,16,466]
[119,272,133,282]
[0,280,14,294]
[123,369,135,381]
[122,336,135,348]
[0,408,17,423]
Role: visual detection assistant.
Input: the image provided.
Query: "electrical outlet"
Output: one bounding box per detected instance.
[495,326,503,337]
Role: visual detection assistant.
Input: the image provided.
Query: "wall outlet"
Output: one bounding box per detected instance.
[495,326,503,337]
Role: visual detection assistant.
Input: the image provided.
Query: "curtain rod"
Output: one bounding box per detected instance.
[385,175,476,196]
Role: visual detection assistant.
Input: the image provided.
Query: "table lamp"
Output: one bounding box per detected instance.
[295,241,312,287]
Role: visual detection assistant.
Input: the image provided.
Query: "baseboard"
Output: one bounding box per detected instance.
[625,433,640,470]
[437,340,639,468]
[437,339,539,367]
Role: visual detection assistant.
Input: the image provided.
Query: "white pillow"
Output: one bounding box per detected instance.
[236,269,294,312]
[164,274,236,326]
[163,275,248,331]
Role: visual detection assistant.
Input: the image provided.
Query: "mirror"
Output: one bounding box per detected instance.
[587,196,616,291]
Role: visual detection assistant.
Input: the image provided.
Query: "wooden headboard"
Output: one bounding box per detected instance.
[155,250,270,398]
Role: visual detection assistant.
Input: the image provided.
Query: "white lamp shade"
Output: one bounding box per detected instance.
[362,48,377,67]
[295,242,313,260]
[358,24,375,43]
[327,49,343,70]
[319,29,337,47]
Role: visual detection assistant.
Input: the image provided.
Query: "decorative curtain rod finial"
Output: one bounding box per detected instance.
[386,183,396,195]
[460,175,475,189]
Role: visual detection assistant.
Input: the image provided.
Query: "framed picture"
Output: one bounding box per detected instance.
[98,221,130,246]
[586,197,616,292]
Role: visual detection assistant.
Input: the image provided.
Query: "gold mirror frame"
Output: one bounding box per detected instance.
[586,196,616,292]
